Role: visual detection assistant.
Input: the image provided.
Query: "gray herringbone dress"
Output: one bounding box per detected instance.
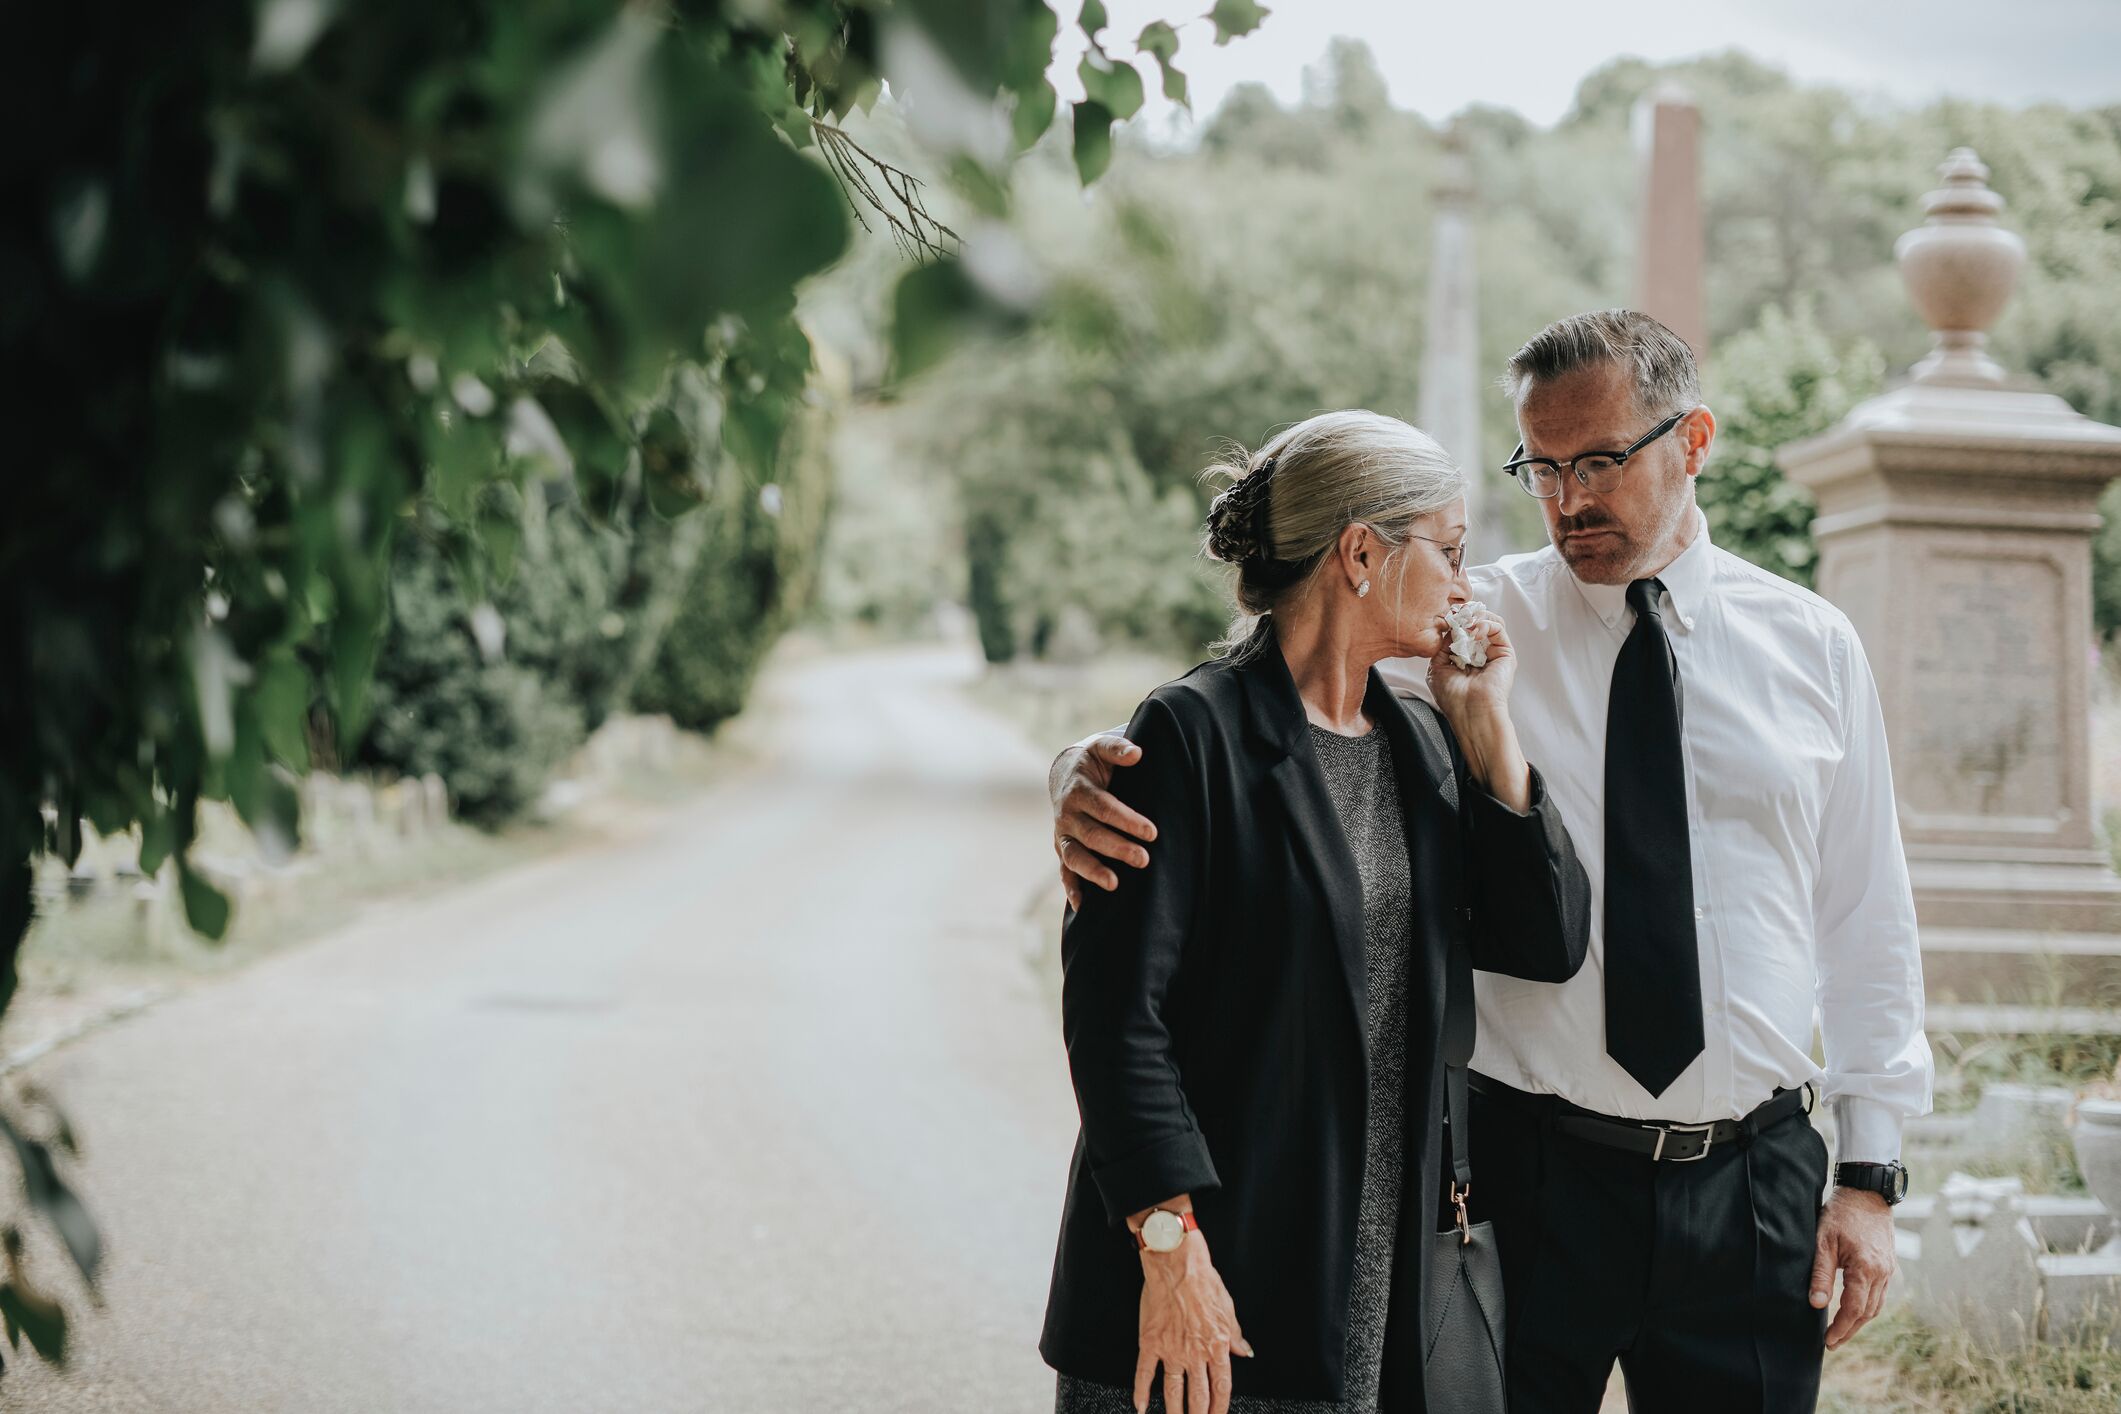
[1057,722,1412,1414]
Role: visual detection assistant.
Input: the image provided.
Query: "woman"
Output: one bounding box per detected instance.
[1039,411,1590,1414]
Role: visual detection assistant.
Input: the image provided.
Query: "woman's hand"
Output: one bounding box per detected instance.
[1134,1229,1253,1414]
[1426,608,1532,812]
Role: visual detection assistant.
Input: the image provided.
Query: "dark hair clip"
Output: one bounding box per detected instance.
[1250,454,1278,560]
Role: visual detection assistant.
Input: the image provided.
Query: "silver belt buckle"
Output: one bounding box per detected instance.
[1650,1120,1719,1163]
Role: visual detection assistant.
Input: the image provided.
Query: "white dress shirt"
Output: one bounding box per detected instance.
[1379,509,1933,1161]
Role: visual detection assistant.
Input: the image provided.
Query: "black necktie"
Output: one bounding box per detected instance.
[1603,577,1703,1098]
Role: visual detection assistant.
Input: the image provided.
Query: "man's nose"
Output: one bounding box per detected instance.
[1555,470,1594,518]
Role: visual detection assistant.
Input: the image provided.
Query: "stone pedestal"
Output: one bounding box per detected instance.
[1781,150,2121,936]
[1632,84,1706,362]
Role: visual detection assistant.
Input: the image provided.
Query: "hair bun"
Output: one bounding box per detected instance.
[1205,485,1261,563]
[1203,456,1275,564]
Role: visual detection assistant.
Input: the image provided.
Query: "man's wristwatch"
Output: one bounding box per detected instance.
[1834,1161,1910,1205]
[1133,1208,1199,1253]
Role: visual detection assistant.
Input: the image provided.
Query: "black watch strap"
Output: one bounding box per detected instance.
[1834,1161,1909,1205]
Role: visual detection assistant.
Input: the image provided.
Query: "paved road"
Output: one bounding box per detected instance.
[7,643,1081,1412]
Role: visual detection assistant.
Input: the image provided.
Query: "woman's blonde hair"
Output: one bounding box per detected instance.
[1202,410,1464,655]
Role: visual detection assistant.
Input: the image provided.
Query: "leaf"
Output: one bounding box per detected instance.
[890,259,981,381]
[178,862,230,942]
[1000,3,1059,94]
[1206,0,1270,45]
[0,1115,101,1287]
[1077,53,1143,122]
[138,807,174,878]
[477,503,523,585]
[0,1283,66,1365]
[1072,100,1115,185]
[1012,77,1058,152]
[640,405,704,518]
[1078,0,1108,41]
[1136,23,1188,107]
[252,652,311,772]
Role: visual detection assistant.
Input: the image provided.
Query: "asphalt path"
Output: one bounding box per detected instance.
[6,643,1081,1412]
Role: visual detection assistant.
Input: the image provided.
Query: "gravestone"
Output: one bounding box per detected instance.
[1632,84,1706,361]
[1781,149,2121,965]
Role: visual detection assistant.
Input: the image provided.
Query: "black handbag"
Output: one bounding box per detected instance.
[1423,900,1507,1408]
[1425,1062,1508,1412]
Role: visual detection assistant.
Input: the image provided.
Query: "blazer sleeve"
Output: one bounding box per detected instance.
[1059,692,1222,1225]
[1458,752,1592,985]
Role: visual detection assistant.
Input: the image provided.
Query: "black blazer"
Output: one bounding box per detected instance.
[1039,620,1590,1408]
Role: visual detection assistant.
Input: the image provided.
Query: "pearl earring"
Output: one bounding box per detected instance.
[1357,580,1371,598]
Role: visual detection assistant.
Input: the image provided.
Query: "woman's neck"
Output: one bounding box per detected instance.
[1271,602,1378,736]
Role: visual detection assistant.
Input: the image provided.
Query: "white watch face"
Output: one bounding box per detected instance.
[1141,1209,1186,1253]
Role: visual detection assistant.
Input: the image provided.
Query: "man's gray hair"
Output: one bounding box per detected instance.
[1500,309,1701,419]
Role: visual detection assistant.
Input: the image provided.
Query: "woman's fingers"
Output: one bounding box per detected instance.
[1189,1360,1211,1414]
[1163,1362,1185,1414]
[1209,1348,1234,1414]
[1132,1355,1156,1414]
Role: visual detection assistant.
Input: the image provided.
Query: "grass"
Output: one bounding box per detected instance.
[1820,1310,2121,1413]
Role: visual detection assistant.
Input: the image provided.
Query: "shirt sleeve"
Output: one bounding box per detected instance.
[1813,622,1935,1163]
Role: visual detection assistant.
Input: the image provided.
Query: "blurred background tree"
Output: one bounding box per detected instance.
[814,45,2121,659]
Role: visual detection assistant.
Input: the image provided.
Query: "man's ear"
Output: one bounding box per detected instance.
[1682,405,1717,478]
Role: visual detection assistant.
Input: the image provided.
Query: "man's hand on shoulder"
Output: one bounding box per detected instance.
[1052,732,1158,910]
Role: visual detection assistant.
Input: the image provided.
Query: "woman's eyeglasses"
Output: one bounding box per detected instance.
[1406,533,1467,574]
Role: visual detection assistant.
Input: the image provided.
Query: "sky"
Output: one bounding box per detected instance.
[1050,0,2121,131]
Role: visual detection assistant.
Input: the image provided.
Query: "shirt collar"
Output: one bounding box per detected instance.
[1566,507,1713,634]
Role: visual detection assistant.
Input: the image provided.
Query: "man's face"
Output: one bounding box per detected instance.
[1516,362,1706,586]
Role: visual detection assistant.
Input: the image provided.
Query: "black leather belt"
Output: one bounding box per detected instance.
[1471,1074,1813,1163]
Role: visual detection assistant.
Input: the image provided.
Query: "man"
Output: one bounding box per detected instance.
[1049,310,1931,1413]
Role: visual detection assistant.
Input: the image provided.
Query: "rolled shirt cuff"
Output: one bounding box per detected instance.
[1832,1095,1906,1164]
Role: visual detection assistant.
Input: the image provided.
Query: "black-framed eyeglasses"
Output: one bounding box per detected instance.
[1407,533,1466,574]
[1501,409,1691,499]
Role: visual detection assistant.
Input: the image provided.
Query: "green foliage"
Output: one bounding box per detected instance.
[1703,303,1886,586]
[360,499,617,826]
[857,49,2121,665]
[633,403,837,734]
[6,0,1220,1367]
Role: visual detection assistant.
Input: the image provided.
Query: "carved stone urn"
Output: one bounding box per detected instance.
[1893,147,2027,387]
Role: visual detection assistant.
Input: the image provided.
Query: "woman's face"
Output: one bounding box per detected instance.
[1369,499,1471,660]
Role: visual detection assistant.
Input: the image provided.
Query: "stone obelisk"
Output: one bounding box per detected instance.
[1419,127,1500,557]
[1781,150,2121,965]
[1632,84,1707,360]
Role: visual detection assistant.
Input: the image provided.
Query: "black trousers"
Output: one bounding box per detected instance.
[1467,1077,1830,1414]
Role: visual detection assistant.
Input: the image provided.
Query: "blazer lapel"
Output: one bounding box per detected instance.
[1371,676,1472,1066]
[1236,624,1371,1068]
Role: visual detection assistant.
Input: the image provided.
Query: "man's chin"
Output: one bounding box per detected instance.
[1556,533,1635,584]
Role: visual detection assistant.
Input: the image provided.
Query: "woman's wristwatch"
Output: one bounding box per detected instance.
[1133,1207,1199,1253]
[1833,1161,1910,1205]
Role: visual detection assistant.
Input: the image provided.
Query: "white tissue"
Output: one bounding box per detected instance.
[1445,601,1488,669]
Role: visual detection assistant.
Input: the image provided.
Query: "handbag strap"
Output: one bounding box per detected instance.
[1401,697,1477,1199]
